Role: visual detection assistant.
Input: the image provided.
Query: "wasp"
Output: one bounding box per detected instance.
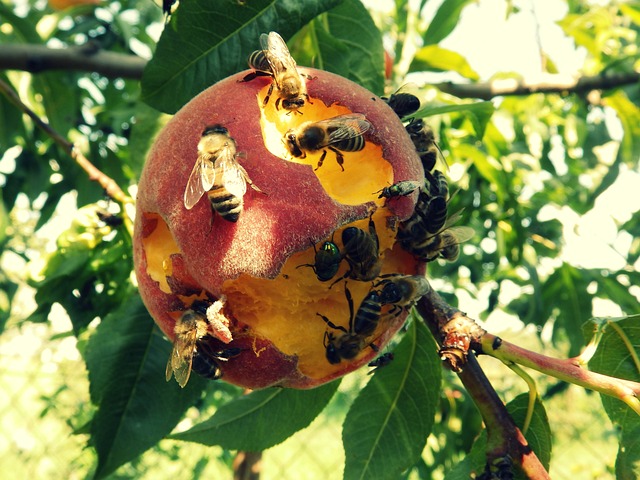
[284,113,371,171]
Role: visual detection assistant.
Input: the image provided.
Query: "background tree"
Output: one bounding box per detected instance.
[0,0,639,478]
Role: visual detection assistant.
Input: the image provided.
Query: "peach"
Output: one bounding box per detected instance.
[133,68,425,389]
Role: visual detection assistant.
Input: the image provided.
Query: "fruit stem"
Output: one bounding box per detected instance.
[416,292,550,478]
[480,333,640,416]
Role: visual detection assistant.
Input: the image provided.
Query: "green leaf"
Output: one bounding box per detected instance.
[141,0,343,113]
[410,44,479,81]
[414,101,495,138]
[170,380,340,450]
[422,0,473,46]
[588,315,640,427]
[616,423,640,480]
[342,319,442,480]
[86,295,207,479]
[314,0,385,95]
[587,315,640,480]
[541,263,592,355]
[603,90,640,166]
[444,393,551,479]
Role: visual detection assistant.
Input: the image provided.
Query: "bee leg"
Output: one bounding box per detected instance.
[317,313,348,333]
[328,146,345,171]
[241,71,271,83]
[314,150,328,170]
[304,93,313,105]
[275,97,281,110]
[263,82,274,106]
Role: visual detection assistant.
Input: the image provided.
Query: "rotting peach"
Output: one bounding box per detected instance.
[133,68,425,389]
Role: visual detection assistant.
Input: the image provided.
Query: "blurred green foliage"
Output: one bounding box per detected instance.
[0,0,638,478]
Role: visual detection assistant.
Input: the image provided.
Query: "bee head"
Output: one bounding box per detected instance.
[202,124,229,137]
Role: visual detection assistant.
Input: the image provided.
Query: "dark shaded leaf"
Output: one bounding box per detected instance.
[342,319,441,480]
[141,0,344,113]
[170,379,340,450]
[445,393,551,479]
[316,0,385,95]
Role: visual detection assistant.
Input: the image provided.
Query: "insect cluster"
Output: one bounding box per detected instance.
[165,32,472,387]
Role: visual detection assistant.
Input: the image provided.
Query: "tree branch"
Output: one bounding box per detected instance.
[0,77,134,235]
[479,333,640,415]
[416,291,549,479]
[434,71,640,100]
[0,43,146,79]
[1,44,639,99]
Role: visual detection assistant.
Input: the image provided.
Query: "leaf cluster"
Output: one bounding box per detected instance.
[0,0,639,478]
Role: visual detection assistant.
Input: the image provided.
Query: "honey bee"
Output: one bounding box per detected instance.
[165,301,211,388]
[376,180,422,200]
[329,213,381,287]
[406,225,474,263]
[368,352,394,373]
[405,118,447,173]
[318,285,382,364]
[244,31,310,113]
[375,274,432,316]
[284,113,371,171]
[398,171,450,244]
[297,239,343,282]
[383,84,422,119]
[184,125,261,222]
[191,343,242,381]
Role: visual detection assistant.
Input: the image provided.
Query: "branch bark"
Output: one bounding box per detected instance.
[0,43,146,79]
[1,44,639,98]
[434,71,640,100]
[416,291,550,479]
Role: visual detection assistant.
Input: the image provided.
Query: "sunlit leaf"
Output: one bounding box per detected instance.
[410,44,479,81]
[422,0,474,46]
[342,319,441,479]
[587,315,640,479]
[170,380,339,450]
[86,295,207,479]
[587,315,640,426]
[603,90,640,166]
[141,0,343,113]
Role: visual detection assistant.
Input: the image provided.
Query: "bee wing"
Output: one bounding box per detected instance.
[444,226,475,244]
[262,31,298,79]
[219,156,249,198]
[314,114,371,145]
[184,154,218,210]
[166,329,198,388]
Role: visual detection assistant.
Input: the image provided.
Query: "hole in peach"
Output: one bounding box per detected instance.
[257,85,393,208]
[141,213,181,294]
